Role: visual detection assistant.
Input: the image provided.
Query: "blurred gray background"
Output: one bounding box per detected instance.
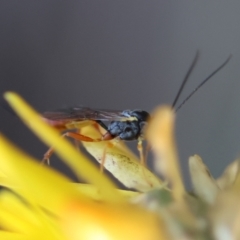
[0,1,239,188]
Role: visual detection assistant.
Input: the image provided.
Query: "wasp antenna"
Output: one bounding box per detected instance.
[175,54,232,112]
[172,50,200,109]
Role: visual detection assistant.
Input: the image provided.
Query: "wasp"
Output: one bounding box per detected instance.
[42,108,150,165]
[41,52,231,167]
[43,108,149,141]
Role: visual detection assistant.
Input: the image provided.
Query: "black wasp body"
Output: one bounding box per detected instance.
[42,107,150,141]
[106,110,150,140]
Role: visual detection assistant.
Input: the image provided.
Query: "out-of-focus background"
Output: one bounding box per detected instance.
[0,1,239,188]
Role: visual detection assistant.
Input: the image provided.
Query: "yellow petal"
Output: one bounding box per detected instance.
[210,188,240,240]
[189,155,219,204]
[0,231,30,240]
[146,106,185,200]
[4,92,123,203]
[216,159,239,189]
[74,183,140,201]
[61,200,167,240]
[0,135,85,212]
[81,125,164,192]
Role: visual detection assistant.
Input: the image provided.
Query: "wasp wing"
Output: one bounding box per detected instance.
[42,107,126,122]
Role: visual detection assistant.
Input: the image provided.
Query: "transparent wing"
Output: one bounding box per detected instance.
[42,107,126,122]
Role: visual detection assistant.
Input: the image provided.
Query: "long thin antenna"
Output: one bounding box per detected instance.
[175,54,232,112]
[172,51,200,108]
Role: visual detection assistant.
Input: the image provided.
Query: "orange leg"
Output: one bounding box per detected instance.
[65,131,116,173]
[86,122,116,172]
[137,140,145,166]
[41,131,101,165]
[137,140,151,167]
[99,141,116,173]
[41,127,116,174]
[66,131,109,167]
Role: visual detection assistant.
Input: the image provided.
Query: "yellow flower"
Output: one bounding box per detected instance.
[2,92,240,240]
[0,92,166,240]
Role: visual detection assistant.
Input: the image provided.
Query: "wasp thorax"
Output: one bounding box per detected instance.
[121,110,150,122]
[107,120,140,140]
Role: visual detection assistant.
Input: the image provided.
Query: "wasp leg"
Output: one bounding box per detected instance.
[92,121,117,172]
[95,123,115,172]
[41,132,101,165]
[99,141,117,173]
[137,140,145,165]
[94,120,115,141]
